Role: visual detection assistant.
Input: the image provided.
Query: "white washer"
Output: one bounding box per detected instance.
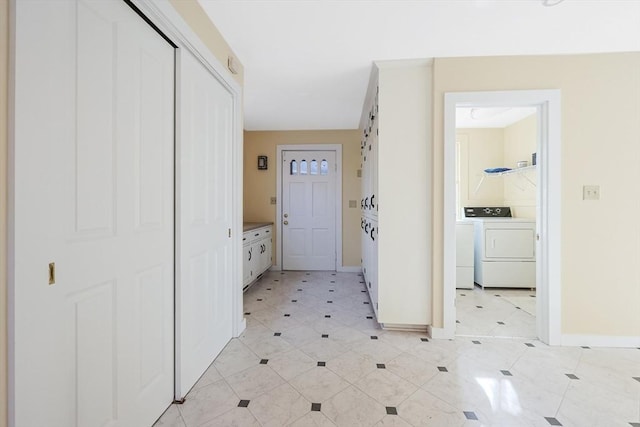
[464,208,536,289]
[455,220,475,289]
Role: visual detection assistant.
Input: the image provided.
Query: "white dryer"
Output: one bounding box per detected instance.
[464,207,536,289]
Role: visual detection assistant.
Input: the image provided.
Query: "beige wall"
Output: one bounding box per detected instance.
[169,0,244,85]
[244,130,361,267]
[1,0,8,424]
[433,53,640,337]
[503,115,537,218]
[456,128,505,215]
[457,116,537,219]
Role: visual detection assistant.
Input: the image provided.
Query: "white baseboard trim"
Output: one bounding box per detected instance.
[428,325,454,340]
[560,334,640,348]
[382,323,428,332]
[337,266,361,273]
[270,265,282,271]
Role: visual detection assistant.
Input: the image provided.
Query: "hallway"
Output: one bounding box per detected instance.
[156,271,640,427]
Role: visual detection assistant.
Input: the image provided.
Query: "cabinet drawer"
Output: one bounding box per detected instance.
[243,226,272,243]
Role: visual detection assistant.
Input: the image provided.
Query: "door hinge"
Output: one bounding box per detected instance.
[228,228,231,238]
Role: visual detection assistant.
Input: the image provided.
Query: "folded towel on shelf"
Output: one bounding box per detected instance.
[484,167,512,173]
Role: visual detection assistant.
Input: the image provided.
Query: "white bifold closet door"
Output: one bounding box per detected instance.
[175,50,234,399]
[11,1,175,426]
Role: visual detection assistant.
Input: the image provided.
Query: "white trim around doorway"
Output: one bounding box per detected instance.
[276,144,343,272]
[437,89,562,345]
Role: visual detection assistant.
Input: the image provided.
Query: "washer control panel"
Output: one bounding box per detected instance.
[464,207,512,218]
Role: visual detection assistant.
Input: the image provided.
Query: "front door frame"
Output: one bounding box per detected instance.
[441,90,562,345]
[276,144,343,271]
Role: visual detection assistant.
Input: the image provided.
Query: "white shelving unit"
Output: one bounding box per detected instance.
[474,165,536,194]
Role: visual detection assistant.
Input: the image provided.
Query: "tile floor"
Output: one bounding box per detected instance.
[456,287,537,339]
[155,270,640,427]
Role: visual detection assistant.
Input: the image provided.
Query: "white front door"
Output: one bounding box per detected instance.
[175,49,234,399]
[282,150,337,270]
[11,2,174,426]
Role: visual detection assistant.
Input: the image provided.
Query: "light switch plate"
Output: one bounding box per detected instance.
[583,185,600,200]
[270,197,277,205]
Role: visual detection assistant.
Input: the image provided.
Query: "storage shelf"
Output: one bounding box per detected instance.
[474,165,536,194]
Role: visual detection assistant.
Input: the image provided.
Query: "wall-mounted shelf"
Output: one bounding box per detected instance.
[474,165,536,194]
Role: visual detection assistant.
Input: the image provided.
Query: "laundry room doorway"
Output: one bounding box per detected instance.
[454,107,539,339]
[442,90,562,345]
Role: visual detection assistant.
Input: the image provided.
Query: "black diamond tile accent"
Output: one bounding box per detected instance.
[633,377,640,382]
[311,403,321,412]
[297,289,303,291]
[284,314,291,317]
[238,400,250,408]
[516,306,521,309]
[274,332,281,336]
[494,294,501,297]
[370,336,378,340]
[456,320,461,324]
[476,305,483,309]
[363,301,370,305]
[460,293,466,296]
[544,417,563,426]
[581,346,591,349]
[500,370,512,376]
[464,411,478,420]
[322,334,329,338]
[302,280,307,283]
[437,366,448,372]
[525,343,535,347]
[530,295,535,298]
[325,315,331,318]
[291,300,298,302]
[329,289,335,292]
[274,280,279,282]
[330,281,335,283]
[565,374,579,380]
[366,316,373,319]
[359,281,365,284]
[267,288,272,290]
[332,273,336,276]
[281,272,285,275]
[386,407,398,415]
[327,301,333,303]
[257,299,263,301]
[361,290,366,293]
[306,273,310,275]
[497,321,505,325]
[376,363,386,369]
[317,361,326,367]
[244,312,251,315]
[472,340,481,344]
[420,338,429,342]
[260,359,268,365]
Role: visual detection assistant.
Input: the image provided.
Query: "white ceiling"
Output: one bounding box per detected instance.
[198,0,640,131]
[456,107,537,128]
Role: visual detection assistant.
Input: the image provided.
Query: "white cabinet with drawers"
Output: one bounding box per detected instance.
[243,223,273,291]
